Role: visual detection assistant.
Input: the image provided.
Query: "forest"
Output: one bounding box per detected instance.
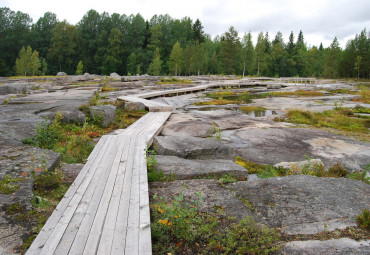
[0,7,369,78]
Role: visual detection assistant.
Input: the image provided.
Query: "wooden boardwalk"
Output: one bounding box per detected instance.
[27,78,296,254]
[26,108,171,254]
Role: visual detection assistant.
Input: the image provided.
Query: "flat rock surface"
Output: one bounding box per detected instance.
[230,175,370,235]
[153,135,236,160]
[281,238,370,255]
[231,127,370,172]
[149,179,254,219]
[154,155,248,180]
[150,176,370,236]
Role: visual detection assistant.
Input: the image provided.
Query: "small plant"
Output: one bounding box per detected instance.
[218,175,237,184]
[209,122,223,141]
[356,209,370,231]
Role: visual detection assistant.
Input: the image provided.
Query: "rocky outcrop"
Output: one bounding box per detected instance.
[150,175,370,236]
[231,175,370,235]
[153,136,236,160]
[89,105,116,127]
[154,155,248,180]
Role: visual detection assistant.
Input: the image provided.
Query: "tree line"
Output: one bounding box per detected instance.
[0,7,369,78]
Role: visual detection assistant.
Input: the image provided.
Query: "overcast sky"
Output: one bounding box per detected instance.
[1,0,369,48]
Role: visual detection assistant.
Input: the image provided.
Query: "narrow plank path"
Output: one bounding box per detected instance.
[26,100,171,254]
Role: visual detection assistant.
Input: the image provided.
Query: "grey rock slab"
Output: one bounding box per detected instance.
[281,238,370,255]
[234,127,370,171]
[153,135,236,160]
[56,72,67,76]
[154,155,248,180]
[149,179,254,219]
[230,175,370,235]
[0,84,27,95]
[89,105,116,127]
[61,163,84,184]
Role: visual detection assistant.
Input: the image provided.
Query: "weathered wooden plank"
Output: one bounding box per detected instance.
[96,135,132,254]
[39,136,120,255]
[110,136,138,254]
[124,136,142,255]
[25,135,113,255]
[81,135,128,254]
[66,137,121,255]
[53,135,126,254]
[138,136,152,255]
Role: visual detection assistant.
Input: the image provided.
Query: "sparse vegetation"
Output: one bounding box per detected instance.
[155,77,192,84]
[151,192,281,254]
[281,108,370,141]
[240,106,267,114]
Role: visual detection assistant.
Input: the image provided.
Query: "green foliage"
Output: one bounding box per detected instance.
[75,60,84,75]
[0,175,23,194]
[1,6,369,77]
[356,209,370,231]
[15,46,41,76]
[151,193,281,254]
[168,41,184,76]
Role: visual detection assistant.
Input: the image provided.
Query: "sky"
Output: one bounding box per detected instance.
[1,0,369,48]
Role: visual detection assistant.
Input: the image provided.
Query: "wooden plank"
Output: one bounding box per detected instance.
[96,135,132,254]
[66,137,121,255]
[110,136,138,254]
[54,135,126,254]
[81,135,128,254]
[138,136,152,255]
[124,136,142,255]
[38,136,120,255]
[25,135,113,255]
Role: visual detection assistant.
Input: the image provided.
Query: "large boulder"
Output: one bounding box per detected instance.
[89,105,116,127]
[124,101,145,111]
[110,72,120,79]
[154,155,248,180]
[56,72,67,76]
[61,163,84,184]
[153,136,236,160]
[281,238,370,255]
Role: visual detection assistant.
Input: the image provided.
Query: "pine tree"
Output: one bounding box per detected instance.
[324,37,342,78]
[168,41,183,76]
